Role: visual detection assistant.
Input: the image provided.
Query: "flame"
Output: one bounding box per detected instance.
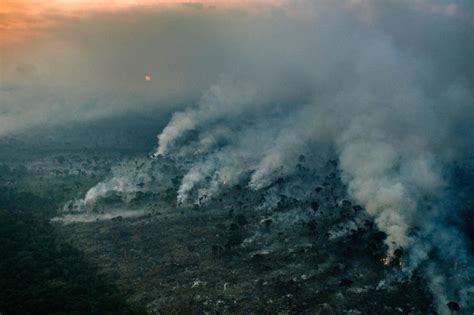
[381,256,391,266]
[381,255,403,267]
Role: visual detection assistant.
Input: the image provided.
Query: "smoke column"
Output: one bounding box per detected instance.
[40,0,474,312]
[153,1,474,312]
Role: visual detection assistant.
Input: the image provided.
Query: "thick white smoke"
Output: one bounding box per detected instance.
[152,1,474,312]
[60,158,164,218]
[26,0,470,312]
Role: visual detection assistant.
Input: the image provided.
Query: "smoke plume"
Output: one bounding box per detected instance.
[151,1,474,312]
[9,0,471,312]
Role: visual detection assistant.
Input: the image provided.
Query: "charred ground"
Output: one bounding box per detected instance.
[0,132,439,314]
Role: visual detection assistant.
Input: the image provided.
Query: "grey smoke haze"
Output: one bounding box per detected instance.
[4,0,474,312]
[1,5,259,136]
[152,1,474,312]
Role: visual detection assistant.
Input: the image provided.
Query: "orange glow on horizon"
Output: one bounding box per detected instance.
[0,1,196,42]
[0,0,283,48]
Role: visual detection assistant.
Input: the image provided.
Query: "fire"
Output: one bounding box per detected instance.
[381,257,391,267]
[381,255,403,267]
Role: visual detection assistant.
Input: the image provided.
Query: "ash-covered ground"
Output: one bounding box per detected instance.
[1,133,439,314]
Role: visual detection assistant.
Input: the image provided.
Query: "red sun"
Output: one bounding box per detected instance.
[145,75,152,81]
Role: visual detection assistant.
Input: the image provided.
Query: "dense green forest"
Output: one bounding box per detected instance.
[0,188,144,314]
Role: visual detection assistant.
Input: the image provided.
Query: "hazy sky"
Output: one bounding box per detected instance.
[2,0,474,310]
[0,0,472,137]
[0,0,285,46]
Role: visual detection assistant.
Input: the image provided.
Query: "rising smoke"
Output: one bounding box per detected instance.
[151,1,474,312]
[16,0,471,312]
